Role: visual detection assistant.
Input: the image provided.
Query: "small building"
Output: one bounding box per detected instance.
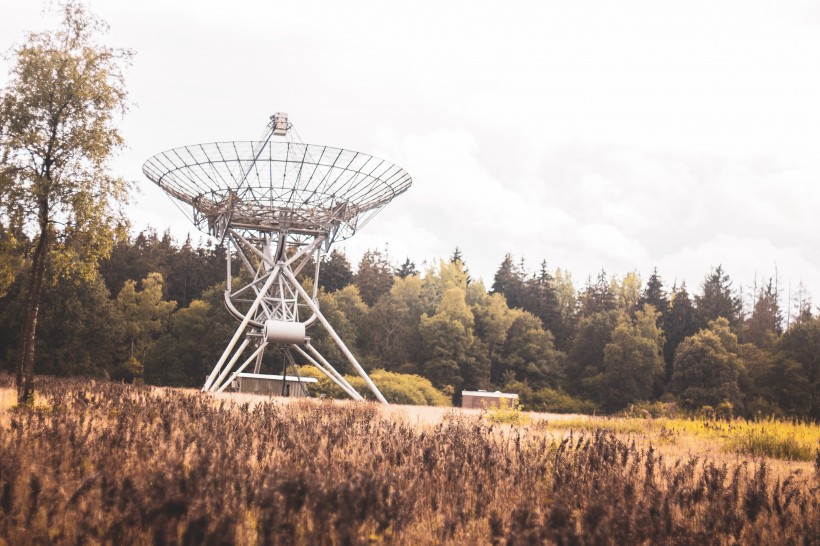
[461,390,519,409]
[231,373,318,397]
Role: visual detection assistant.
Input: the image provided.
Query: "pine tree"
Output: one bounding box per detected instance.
[663,283,697,382]
[521,260,562,337]
[320,249,354,292]
[695,265,743,330]
[491,253,525,309]
[772,317,820,419]
[638,267,669,325]
[577,270,616,317]
[354,249,394,306]
[743,277,783,348]
[394,257,418,279]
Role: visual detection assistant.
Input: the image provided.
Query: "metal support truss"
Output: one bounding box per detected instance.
[201,228,388,404]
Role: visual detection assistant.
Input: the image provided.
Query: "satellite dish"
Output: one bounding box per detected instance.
[143,116,412,402]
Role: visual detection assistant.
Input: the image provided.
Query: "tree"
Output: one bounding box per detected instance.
[354,249,393,306]
[419,286,488,395]
[499,311,565,390]
[359,274,424,373]
[638,268,669,324]
[567,310,620,396]
[307,286,362,373]
[520,260,562,338]
[599,306,664,411]
[789,281,813,326]
[491,253,525,309]
[116,273,176,381]
[552,267,577,349]
[612,271,642,316]
[771,318,820,419]
[577,270,616,317]
[0,2,132,401]
[318,249,353,292]
[394,257,417,279]
[472,292,516,382]
[671,318,742,410]
[743,278,783,348]
[144,284,234,387]
[0,222,25,299]
[695,265,742,330]
[663,283,697,381]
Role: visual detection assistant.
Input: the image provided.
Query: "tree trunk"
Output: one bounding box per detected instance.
[15,216,48,403]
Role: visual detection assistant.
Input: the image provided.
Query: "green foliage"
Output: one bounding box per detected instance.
[359,275,424,373]
[0,223,24,299]
[143,285,233,387]
[772,317,820,419]
[354,249,393,306]
[419,284,489,392]
[491,252,525,308]
[671,318,742,410]
[507,380,599,414]
[638,268,669,324]
[597,306,665,411]
[308,285,366,374]
[0,0,132,282]
[663,283,697,379]
[0,1,132,401]
[695,265,743,330]
[298,366,450,406]
[578,270,617,317]
[499,311,565,389]
[568,310,619,397]
[319,248,354,292]
[483,397,529,425]
[116,272,176,380]
[349,369,451,406]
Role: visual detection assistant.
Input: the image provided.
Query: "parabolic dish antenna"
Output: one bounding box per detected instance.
[143,114,412,402]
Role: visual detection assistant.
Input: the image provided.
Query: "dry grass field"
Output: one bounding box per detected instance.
[0,376,818,545]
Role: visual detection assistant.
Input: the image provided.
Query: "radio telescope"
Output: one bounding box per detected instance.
[142,114,412,402]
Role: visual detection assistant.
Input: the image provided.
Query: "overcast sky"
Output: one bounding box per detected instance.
[3,0,819,312]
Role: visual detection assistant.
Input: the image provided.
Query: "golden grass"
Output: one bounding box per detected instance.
[1,378,818,544]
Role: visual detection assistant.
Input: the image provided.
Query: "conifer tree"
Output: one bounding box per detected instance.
[663,283,697,381]
[577,270,616,317]
[320,249,354,292]
[695,265,743,330]
[491,253,525,308]
[638,267,669,324]
[354,249,394,306]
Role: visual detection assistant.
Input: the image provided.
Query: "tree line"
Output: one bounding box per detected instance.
[0,230,817,419]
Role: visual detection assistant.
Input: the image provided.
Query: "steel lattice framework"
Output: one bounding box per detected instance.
[142,116,412,402]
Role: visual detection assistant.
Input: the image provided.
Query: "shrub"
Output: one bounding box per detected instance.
[297,366,450,406]
[619,400,681,419]
[483,397,528,425]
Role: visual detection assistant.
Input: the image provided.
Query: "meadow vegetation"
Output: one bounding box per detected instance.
[0,375,817,545]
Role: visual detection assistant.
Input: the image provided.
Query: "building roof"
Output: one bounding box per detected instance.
[237,373,318,383]
[461,390,518,399]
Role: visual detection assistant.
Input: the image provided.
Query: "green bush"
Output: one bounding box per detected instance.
[506,380,598,414]
[297,366,450,406]
[484,397,529,425]
[619,400,681,419]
